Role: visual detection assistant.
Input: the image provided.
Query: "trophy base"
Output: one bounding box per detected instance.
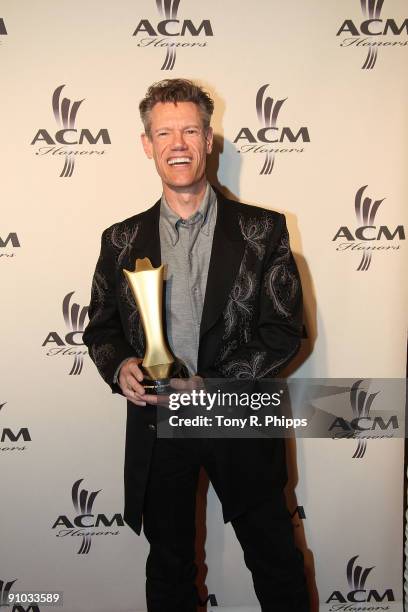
[141,359,189,394]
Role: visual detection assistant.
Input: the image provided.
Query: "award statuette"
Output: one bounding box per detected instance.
[123,257,188,392]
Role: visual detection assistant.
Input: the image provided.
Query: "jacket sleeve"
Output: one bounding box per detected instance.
[200,214,303,379]
[83,228,137,392]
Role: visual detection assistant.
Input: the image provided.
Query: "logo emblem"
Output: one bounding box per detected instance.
[354,185,384,270]
[328,380,400,457]
[256,85,287,175]
[42,292,89,375]
[52,479,124,555]
[132,0,213,71]
[233,84,310,176]
[63,292,89,375]
[347,555,374,590]
[360,0,384,68]
[72,479,101,554]
[326,555,395,606]
[31,85,111,178]
[157,0,181,70]
[337,0,408,70]
[332,185,405,271]
[349,380,378,458]
[52,85,84,177]
[0,579,17,607]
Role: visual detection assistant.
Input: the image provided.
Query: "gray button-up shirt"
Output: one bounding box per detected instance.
[159,184,217,375]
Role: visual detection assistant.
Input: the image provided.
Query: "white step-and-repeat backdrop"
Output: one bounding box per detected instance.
[1,1,407,611]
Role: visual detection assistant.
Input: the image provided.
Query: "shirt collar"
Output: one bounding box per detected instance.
[160,183,216,246]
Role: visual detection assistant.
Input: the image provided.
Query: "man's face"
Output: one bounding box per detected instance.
[141,101,213,191]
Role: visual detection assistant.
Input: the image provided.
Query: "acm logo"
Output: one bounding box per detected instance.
[133,0,213,70]
[42,292,88,375]
[332,185,405,271]
[337,0,408,69]
[0,232,20,258]
[0,579,40,612]
[326,555,395,608]
[328,380,399,458]
[31,85,111,177]
[52,479,124,554]
[0,402,31,452]
[233,84,310,175]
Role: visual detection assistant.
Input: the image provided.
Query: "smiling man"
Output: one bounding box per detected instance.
[83,79,309,612]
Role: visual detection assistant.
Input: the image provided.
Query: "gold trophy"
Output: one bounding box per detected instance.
[123,257,188,392]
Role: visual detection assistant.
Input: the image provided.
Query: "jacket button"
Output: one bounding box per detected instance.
[148,424,156,430]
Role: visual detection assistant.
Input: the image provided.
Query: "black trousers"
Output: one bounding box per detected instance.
[142,438,309,612]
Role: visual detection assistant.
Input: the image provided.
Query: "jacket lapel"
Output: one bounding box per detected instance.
[126,199,161,269]
[200,189,246,339]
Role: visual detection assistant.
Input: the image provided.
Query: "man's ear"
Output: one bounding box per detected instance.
[205,127,214,155]
[141,133,153,159]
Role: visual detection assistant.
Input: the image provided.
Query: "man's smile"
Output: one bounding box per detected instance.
[167,156,192,166]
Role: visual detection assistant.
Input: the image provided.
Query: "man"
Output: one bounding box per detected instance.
[83,79,309,612]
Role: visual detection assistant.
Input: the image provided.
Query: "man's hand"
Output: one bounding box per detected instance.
[118,358,158,406]
[169,375,204,392]
[154,376,205,410]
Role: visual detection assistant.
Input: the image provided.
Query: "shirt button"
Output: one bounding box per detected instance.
[148,423,156,431]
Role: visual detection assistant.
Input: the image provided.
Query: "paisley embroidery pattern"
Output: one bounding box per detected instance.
[221,343,300,379]
[90,270,108,321]
[215,340,238,366]
[219,216,301,379]
[120,278,145,351]
[107,222,139,265]
[222,352,267,379]
[264,229,300,319]
[257,343,300,378]
[238,213,274,260]
[223,254,257,340]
